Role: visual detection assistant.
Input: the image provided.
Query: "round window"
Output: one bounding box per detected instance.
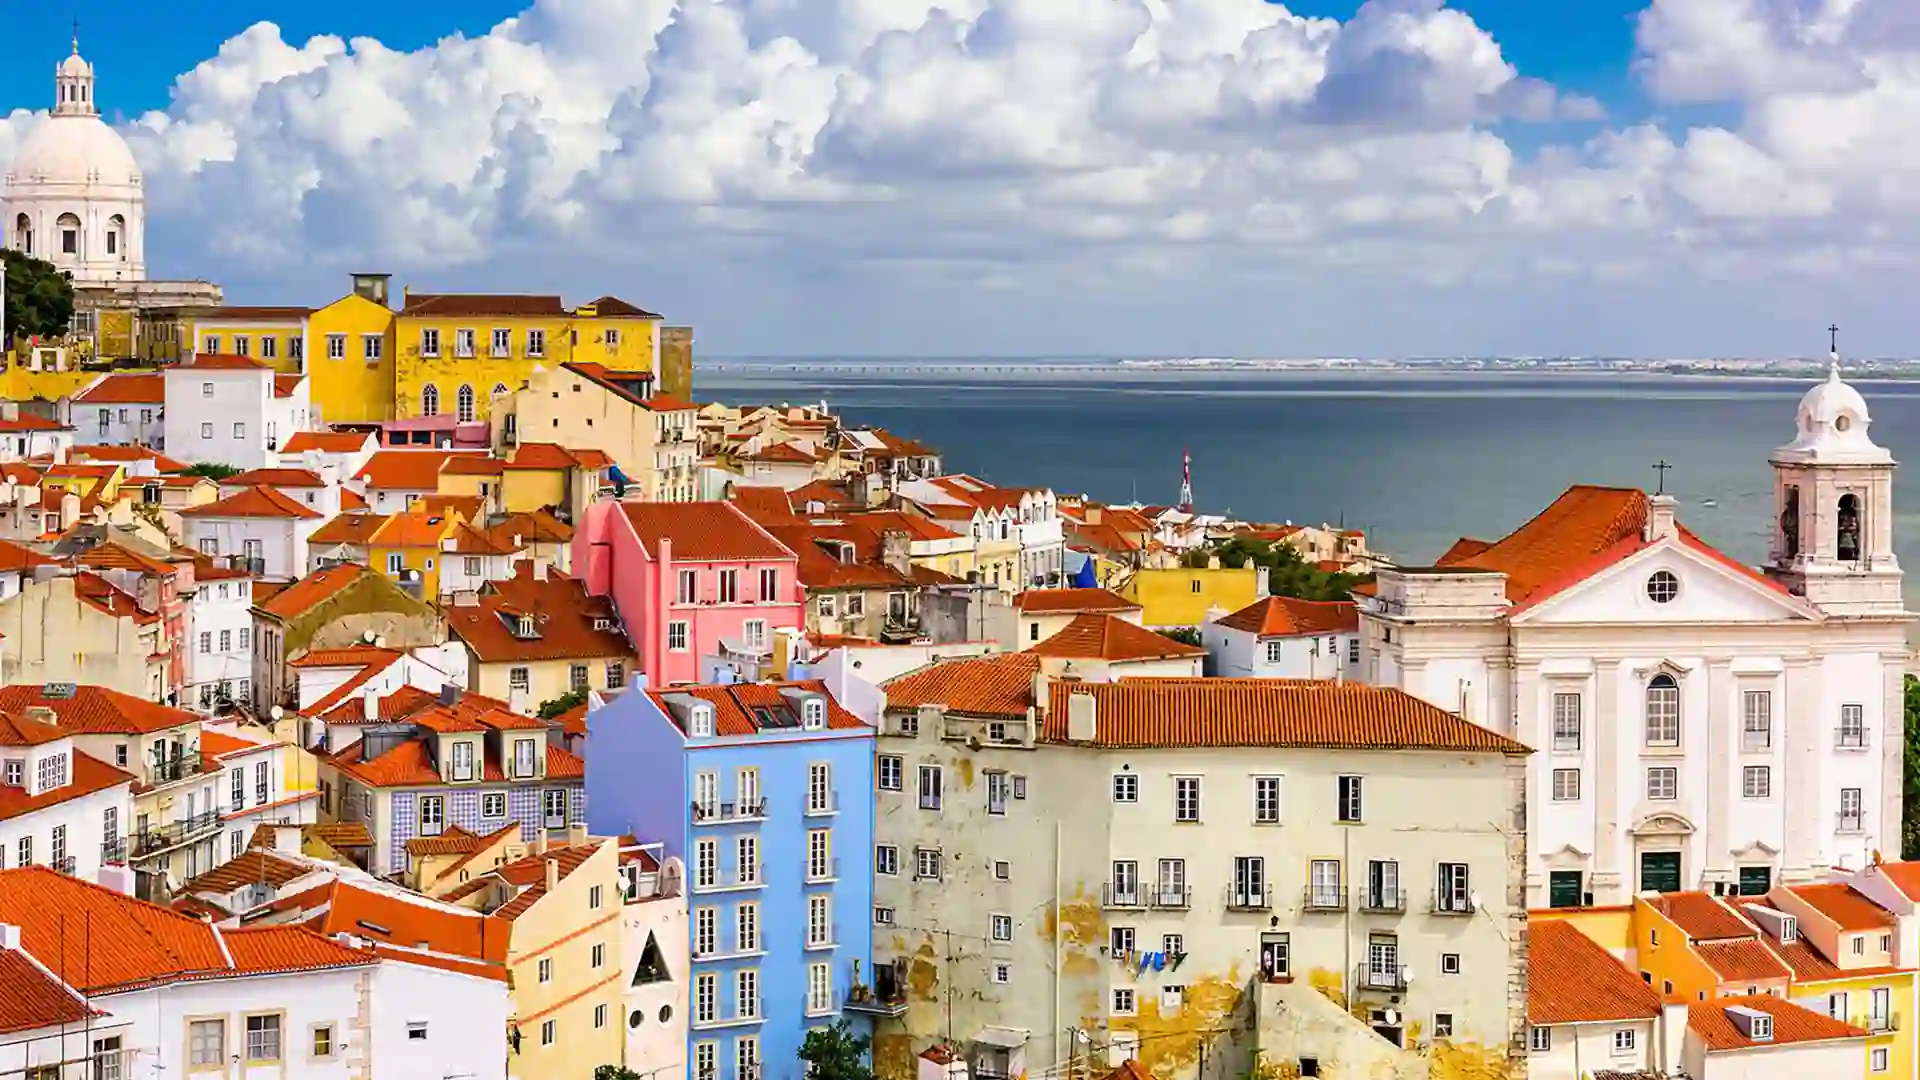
[1646,570,1680,604]
[629,1009,644,1029]
[1836,414,1853,432]
[658,1004,674,1024]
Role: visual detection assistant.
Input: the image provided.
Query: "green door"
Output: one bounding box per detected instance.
[1640,852,1682,894]
[1739,866,1773,896]
[1548,871,1584,908]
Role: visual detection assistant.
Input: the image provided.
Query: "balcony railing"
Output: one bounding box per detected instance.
[1225,884,1273,911]
[691,799,768,825]
[1837,726,1870,750]
[692,936,763,960]
[804,792,840,816]
[690,997,764,1030]
[1863,1012,1900,1034]
[806,924,840,950]
[1356,962,1408,992]
[101,838,126,865]
[1302,887,1348,912]
[845,981,909,1017]
[145,755,214,789]
[692,872,764,894]
[1102,884,1145,909]
[1838,813,1867,835]
[1359,889,1407,914]
[129,810,222,858]
[1151,885,1192,910]
[51,855,76,876]
[805,857,841,883]
[1431,891,1477,916]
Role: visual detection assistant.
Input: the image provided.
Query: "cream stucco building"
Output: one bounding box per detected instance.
[874,659,1529,1080]
[1362,359,1912,909]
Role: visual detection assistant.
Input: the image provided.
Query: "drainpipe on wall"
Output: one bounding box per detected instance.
[1054,819,1063,1071]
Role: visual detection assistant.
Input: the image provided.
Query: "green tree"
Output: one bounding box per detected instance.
[2,249,74,341]
[1904,675,1920,860]
[1185,537,1369,602]
[593,1068,641,1080]
[180,462,243,481]
[1159,626,1204,647]
[537,688,590,720]
[799,1020,875,1080]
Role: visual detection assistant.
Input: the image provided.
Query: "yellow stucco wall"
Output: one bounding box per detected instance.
[44,466,124,502]
[501,469,567,515]
[506,365,676,498]
[189,318,308,374]
[1527,905,1636,956]
[306,294,398,424]
[1792,971,1917,1079]
[394,311,656,424]
[1118,566,1261,628]
[506,841,627,1080]
[469,654,626,712]
[0,367,99,404]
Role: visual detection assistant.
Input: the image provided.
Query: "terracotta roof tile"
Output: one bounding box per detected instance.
[1695,939,1794,982]
[650,680,869,738]
[198,728,269,761]
[179,484,321,520]
[76,372,164,404]
[367,506,460,550]
[0,538,58,572]
[352,450,487,491]
[226,468,324,488]
[180,352,272,371]
[1027,613,1206,662]
[273,374,305,398]
[400,293,567,318]
[787,479,865,513]
[311,513,387,546]
[199,305,312,320]
[0,752,131,824]
[69,445,192,473]
[486,510,574,548]
[291,645,404,670]
[1039,679,1532,753]
[281,430,376,454]
[0,948,97,1033]
[1687,995,1864,1051]
[1017,588,1140,614]
[312,684,437,727]
[0,708,67,747]
[261,878,509,971]
[441,456,507,477]
[618,501,795,562]
[1214,596,1359,637]
[326,732,582,788]
[759,523,910,590]
[74,541,175,576]
[1528,921,1662,1024]
[256,563,379,620]
[406,823,497,856]
[448,565,631,664]
[1786,883,1896,932]
[341,488,368,510]
[576,295,661,318]
[884,653,1042,719]
[445,523,517,555]
[845,510,963,543]
[0,414,69,432]
[179,848,312,896]
[507,443,597,471]
[309,822,373,848]
[1651,892,1757,941]
[0,685,198,736]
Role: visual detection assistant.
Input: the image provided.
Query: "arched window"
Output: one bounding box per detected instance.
[457,384,476,423]
[106,214,124,258]
[1645,674,1680,747]
[421,384,440,417]
[13,214,30,255]
[1838,493,1861,562]
[491,382,509,399]
[1780,485,1800,560]
[55,213,80,257]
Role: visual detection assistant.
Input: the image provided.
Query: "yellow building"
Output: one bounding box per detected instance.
[366,503,467,599]
[393,292,661,425]
[445,563,634,714]
[436,835,628,1080]
[185,306,312,375]
[1115,563,1261,628]
[306,276,400,425]
[40,461,125,503]
[495,362,698,501]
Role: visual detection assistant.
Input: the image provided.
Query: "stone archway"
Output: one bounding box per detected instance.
[1631,811,1696,893]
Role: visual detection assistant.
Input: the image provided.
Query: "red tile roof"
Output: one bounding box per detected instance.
[260,878,509,975]
[447,566,633,664]
[1687,995,1865,1051]
[759,523,910,590]
[0,752,131,824]
[1017,588,1140,614]
[1650,892,1756,941]
[0,948,98,1032]
[1039,679,1532,753]
[1027,613,1206,662]
[618,501,795,562]
[179,848,313,896]
[326,732,582,789]
[281,430,375,454]
[353,450,486,491]
[76,372,164,403]
[507,443,605,471]
[0,685,198,735]
[226,467,324,488]
[0,414,68,432]
[367,506,460,550]
[0,538,58,572]
[441,455,507,477]
[1785,883,1896,931]
[0,708,68,747]
[68,445,193,472]
[180,353,272,371]
[884,653,1043,719]
[1695,939,1793,982]
[273,374,304,398]
[255,563,380,620]
[178,484,321,520]
[650,680,870,737]
[1527,921,1663,1024]
[577,295,661,319]
[487,510,573,547]
[1214,596,1359,637]
[199,305,312,320]
[310,513,387,546]
[400,293,567,318]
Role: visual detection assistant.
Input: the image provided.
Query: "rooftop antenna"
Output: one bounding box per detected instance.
[1178,448,1193,512]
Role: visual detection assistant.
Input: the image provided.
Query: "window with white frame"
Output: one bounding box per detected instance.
[915,848,942,880]
[1840,703,1868,748]
[1529,1026,1550,1053]
[808,894,832,947]
[1112,988,1136,1015]
[1112,773,1138,802]
[808,961,833,1013]
[807,830,832,880]
[1264,640,1283,664]
[877,755,902,791]
[1647,767,1678,800]
[735,970,758,1018]
[1174,776,1200,822]
[1551,768,1581,801]
[326,334,346,360]
[1551,693,1581,750]
[694,838,717,888]
[1742,690,1772,750]
[991,913,1013,941]
[694,907,716,957]
[1337,775,1364,822]
[1253,776,1281,823]
[491,328,511,356]
[736,903,759,952]
[919,765,942,810]
[668,621,689,651]
[1612,1030,1635,1055]
[1645,673,1681,746]
[1841,787,1865,829]
[694,973,716,1023]
[677,569,698,603]
[1742,766,1771,799]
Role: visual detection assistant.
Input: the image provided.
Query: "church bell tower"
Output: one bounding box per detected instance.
[1764,340,1904,615]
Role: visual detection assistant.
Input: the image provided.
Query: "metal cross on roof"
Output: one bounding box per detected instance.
[1653,460,1673,496]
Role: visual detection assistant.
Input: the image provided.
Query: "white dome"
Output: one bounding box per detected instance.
[7,115,140,190]
[1775,358,1890,464]
[58,53,92,78]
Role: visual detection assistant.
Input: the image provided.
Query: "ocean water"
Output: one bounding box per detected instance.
[697,364,1920,591]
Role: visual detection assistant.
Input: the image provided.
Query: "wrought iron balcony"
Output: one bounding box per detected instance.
[1302,887,1349,912]
[691,799,768,825]
[1225,884,1273,911]
[1864,1012,1900,1034]
[51,855,76,876]
[805,857,841,884]
[129,810,222,859]
[1359,889,1407,914]
[1150,885,1192,910]
[1101,884,1145,910]
[1837,813,1867,835]
[1356,962,1408,992]
[101,838,126,865]
[144,755,215,790]
[1431,890,1477,916]
[1836,726,1870,750]
[804,792,840,816]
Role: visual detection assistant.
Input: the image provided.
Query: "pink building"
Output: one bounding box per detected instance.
[574,500,803,686]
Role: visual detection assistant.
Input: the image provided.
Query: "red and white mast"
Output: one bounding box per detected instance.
[1178,448,1194,512]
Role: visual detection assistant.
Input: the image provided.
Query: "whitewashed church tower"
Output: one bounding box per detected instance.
[1764,339,1905,615]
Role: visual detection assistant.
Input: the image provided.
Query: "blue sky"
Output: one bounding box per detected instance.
[0,0,1910,358]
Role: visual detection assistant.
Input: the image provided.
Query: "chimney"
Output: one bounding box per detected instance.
[1255,565,1271,599]
[0,924,19,951]
[545,856,560,892]
[536,831,550,856]
[438,683,460,706]
[567,822,588,847]
[1645,493,1679,543]
[1066,692,1097,743]
[880,530,911,576]
[23,706,56,727]
[362,686,380,722]
[1085,505,1102,526]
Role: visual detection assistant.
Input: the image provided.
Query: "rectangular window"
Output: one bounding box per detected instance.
[361,334,382,361]
[514,738,538,778]
[233,335,250,357]
[254,760,269,803]
[1743,690,1773,751]
[737,835,759,883]
[1840,703,1868,748]
[233,422,246,440]
[205,335,221,354]
[1110,860,1139,905]
[1529,1027,1551,1053]
[491,327,511,357]
[190,1020,225,1066]
[759,567,778,600]
[668,621,689,651]
[695,1043,716,1080]
[527,328,546,357]
[1841,787,1865,830]
[807,829,832,880]
[289,337,304,361]
[915,848,942,880]
[736,903,759,952]
[420,328,440,356]
[1646,679,1681,746]
[677,569,698,603]
[1337,775,1364,822]
[694,907,716,957]
[1231,856,1265,907]
[1551,768,1581,801]
[718,569,739,603]
[987,770,1011,816]
[1647,767,1678,801]
[1112,774,1138,802]
[808,961,833,1013]
[509,667,530,691]
[1264,640,1283,664]
[1436,863,1472,913]
[244,1015,282,1063]
[1742,765,1771,799]
[1612,1030,1635,1054]
[450,740,475,781]
[876,844,898,875]
[1551,693,1581,750]
[806,894,833,947]
[695,838,717,889]
[919,765,943,810]
[418,796,445,835]
[1112,988,1136,1015]
[735,970,759,1019]
[260,336,277,359]
[736,1036,759,1078]
[695,973,717,1023]
[326,333,346,360]
[1309,859,1342,907]
[878,755,902,791]
[570,664,589,691]
[454,328,476,357]
[1174,776,1201,822]
[1253,776,1281,823]
[808,762,833,814]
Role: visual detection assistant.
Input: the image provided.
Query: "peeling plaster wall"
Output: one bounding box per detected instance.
[872,706,1527,1080]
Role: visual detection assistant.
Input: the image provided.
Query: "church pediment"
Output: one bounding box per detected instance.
[1730,840,1780,859]
[1512,536,1821,627]
[1632,811,1696,837]
[1541,843,1591,865]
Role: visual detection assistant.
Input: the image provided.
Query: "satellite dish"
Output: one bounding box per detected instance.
[1403,968,1416,984]
[1469,890,1482,910]
[362,629,377,643]
[269,705,284,721]
[1383,1008,1400,1026]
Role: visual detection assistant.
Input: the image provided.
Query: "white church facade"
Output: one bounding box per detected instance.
[1361,360,1911,908]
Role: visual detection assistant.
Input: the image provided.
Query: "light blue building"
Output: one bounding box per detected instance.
[586,678,876,1080]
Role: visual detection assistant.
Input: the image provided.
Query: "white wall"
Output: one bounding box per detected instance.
[1203,625,1360,680]
[182,517,318,582]
[623,889,689,1075]
[163,370,275,469]
[188,583,254,710]
[0,777,130,888]
[1525,1020,1657,1080]
[76,400,162,447]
